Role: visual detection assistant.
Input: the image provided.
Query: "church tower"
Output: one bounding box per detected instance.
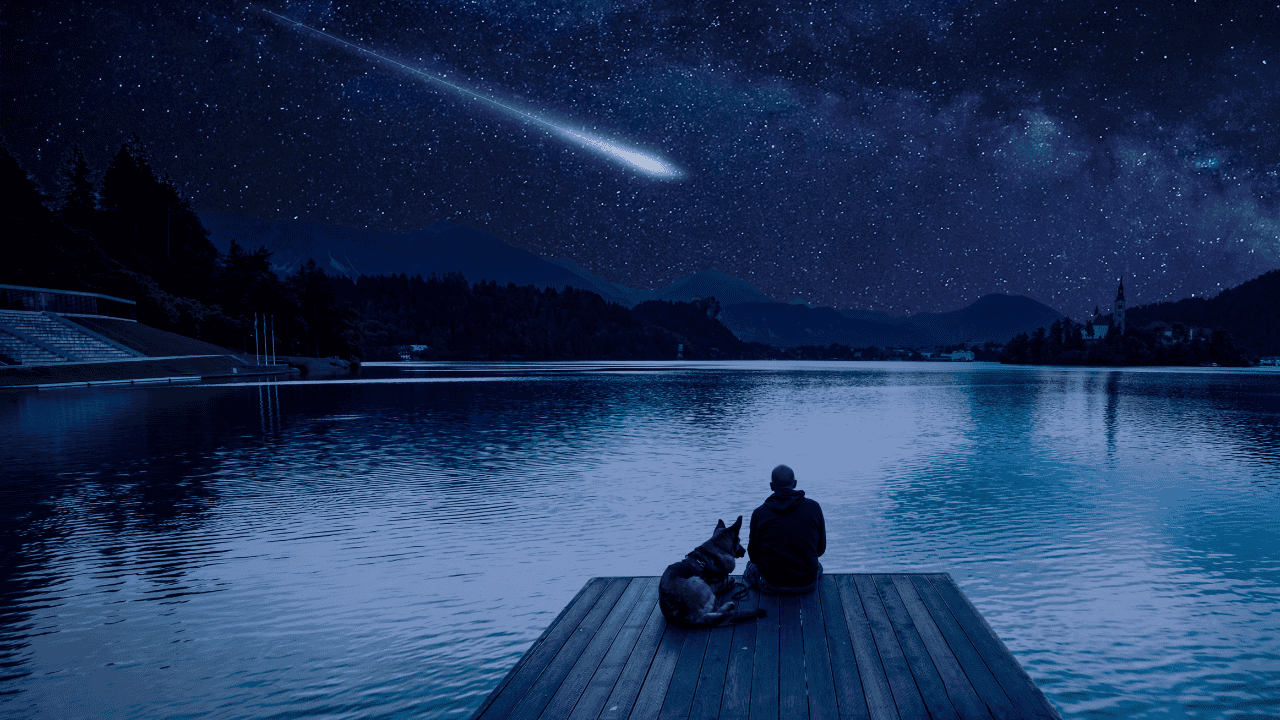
[1114,278,1126,336]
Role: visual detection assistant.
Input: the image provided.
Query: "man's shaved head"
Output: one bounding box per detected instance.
[770,464,796,490]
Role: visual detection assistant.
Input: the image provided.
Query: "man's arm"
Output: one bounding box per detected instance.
[748,506,763,559]
[815,504,826,558]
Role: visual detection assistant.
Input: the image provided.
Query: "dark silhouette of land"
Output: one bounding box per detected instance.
[1126,270,1280,357]
[4,140,360,360]
[999,316,1257,367]
[5,137,1276,367]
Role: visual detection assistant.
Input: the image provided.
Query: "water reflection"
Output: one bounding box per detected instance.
[0,363,1277,719]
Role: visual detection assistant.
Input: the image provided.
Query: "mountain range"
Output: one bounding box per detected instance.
[199,211,1065,348]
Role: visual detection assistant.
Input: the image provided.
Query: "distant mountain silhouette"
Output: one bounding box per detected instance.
[545,257,650,306]
[720,303,934,348]
[198,211,636,306]
[649,269,776,306]
[727,294,1064,347]
[897,294,1065,345]
[838,308,906,325]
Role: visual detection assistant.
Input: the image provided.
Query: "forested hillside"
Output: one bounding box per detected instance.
[1126,270,1280,355]
[333,273,763,360]
[3,141,360,358]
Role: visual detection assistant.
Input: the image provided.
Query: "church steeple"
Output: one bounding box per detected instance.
[1113,278,1126,335]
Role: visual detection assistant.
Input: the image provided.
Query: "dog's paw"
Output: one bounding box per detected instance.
[724,602,736,611]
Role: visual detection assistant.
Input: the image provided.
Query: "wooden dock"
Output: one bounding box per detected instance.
[470,574,1061,720]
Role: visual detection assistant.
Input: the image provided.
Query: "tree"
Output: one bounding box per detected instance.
[288,259,362,359]
[98,136,218,296]
[0,144,97,290]
[56,145,97,232]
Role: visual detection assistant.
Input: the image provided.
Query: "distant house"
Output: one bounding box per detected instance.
[949,350,975,361]
[1143,321,1174,343]
[1083,321,1110,342]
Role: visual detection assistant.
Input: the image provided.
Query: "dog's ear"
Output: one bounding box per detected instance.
[716,518,726,530]
[730,516,743,531]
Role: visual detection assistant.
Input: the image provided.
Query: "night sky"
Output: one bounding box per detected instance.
[4,0,1278,316]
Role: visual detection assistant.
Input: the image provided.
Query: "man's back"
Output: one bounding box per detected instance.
[748,479,826,589]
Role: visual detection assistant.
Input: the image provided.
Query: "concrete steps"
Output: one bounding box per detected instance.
[0,310,143,365]
[0,329,68,365]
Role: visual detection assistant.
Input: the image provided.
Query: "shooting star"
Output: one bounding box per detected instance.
[257,8,684,180]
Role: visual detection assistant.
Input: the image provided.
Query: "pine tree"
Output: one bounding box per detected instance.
[56,145,97,231]
[98,135,217,295]
[1,145,92,290]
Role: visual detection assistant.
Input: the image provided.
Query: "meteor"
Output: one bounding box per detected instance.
[257,9,684,180]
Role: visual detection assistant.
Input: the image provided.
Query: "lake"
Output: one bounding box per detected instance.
[2,362,1278,719]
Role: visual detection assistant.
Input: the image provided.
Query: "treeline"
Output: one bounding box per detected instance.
[999,317,1255,367]
[1126,270,1280,356]
[334,272,770,360]
[3,140,359,358]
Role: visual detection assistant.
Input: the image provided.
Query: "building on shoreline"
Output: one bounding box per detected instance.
[1083,279,1127,342]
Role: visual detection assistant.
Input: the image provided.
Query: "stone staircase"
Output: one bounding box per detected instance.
[0,310,144,365]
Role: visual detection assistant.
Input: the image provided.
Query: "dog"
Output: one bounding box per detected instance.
[658,516,768,628]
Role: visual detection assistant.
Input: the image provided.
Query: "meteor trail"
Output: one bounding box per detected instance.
[257,8,684,180]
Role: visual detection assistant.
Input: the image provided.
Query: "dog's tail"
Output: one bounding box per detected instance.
[692,604,768,629]
[727,606,769,624]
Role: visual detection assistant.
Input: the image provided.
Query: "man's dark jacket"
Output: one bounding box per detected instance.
[748,488,826,588]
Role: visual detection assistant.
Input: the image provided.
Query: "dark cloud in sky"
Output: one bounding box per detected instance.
[4,0,1277,315]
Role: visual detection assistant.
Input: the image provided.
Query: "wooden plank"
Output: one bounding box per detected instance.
[749,592,781,720]
[834,576,899,720]
[873,575,960,720]
[890,575,995,720]
[474,577,611,720]
[540,577,651,719]
[817,576,868,720]
[906,576,1018,720]
[566,578,660,720]
[687,585,739,720]
[799,587,839,720]
[628,621,690,720]
[778,595,807,720]
[925,575,1061,720]
[596,590,668,720]
[658,626,711,719]
[509,578,631,720]
[718,585,760,720]
[852,574,928,719]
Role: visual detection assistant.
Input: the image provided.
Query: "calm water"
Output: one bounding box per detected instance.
[2,362,1278,719]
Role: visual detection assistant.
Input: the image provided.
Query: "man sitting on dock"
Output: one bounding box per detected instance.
[743,464,826,594]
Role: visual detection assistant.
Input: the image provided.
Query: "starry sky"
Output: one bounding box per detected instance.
[4,0,1278,315]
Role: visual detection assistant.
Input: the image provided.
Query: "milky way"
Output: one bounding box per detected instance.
[3,1,1278,315]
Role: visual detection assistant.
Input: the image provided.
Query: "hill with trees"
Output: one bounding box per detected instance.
[1125,270,1280,356]
[332,273,767,361]
[998,316,1255,366]
[998,270,1278,366]
[4,140,361,359]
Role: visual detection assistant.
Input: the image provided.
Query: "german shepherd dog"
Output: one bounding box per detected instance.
[659,516,768,628]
